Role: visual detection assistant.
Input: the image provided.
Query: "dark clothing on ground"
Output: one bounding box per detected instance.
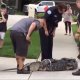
[40,7,62,60]
[10,18,41,57]
[0,13,8,32]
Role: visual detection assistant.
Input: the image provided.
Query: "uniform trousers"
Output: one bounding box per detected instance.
[39,28,53,60]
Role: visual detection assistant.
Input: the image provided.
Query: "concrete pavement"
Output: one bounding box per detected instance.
[53,21,78,59]
[0,15,80,80]
[29,21,80,80]
[0,57,36,80]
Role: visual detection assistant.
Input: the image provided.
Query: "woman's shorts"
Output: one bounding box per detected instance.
[10,30,29,57]
[0,32,5,40]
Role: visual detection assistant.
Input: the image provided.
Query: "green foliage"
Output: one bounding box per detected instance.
[72,16,77,22]
[31,0,41,3]
[0,30,40,59]
[27,31,41,58]
[72,24,78,35]
[35,13,44,18]
[72,24,79,44]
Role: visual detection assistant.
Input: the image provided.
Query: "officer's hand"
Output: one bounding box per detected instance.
[45,30,49,36]
[26,35,31,44]
[1,11,4,15]
[53,32,55,37]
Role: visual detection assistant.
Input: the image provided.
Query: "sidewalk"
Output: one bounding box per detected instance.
[0,15,80,80]
[29,21,80,80]
[0,57,36,80]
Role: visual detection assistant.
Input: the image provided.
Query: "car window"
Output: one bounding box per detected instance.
[41,2,53,6]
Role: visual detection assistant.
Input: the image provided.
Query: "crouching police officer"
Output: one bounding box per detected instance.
[39,4,67,60]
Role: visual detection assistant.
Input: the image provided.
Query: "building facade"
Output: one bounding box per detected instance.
[2,0,28,11]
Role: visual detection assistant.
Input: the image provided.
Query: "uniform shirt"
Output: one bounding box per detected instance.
[10,18,41,36]
[0,13,8,32]
[43,6,62,34]
[77,11,80,24]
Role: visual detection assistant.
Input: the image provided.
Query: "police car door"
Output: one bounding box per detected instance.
[36,1,47,13]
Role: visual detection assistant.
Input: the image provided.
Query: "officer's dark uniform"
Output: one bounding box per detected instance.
[39,6,62,60]
[77,12,80,27]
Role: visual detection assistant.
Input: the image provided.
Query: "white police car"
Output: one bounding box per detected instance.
[35,1,55,13]
[23,1,55,15]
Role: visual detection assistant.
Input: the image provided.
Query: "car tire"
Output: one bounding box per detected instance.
[35,9,37,15]
[24,12,28,15]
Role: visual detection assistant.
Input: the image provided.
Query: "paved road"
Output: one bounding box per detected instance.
[29,21,80,80]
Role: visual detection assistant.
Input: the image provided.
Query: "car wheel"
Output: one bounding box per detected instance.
[35,9,37,15]
[24,12,28,15]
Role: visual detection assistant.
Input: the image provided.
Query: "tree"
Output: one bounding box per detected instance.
[30,0,41,3]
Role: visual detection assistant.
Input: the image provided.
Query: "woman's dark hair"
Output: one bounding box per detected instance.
[0,4,7,9]
[57,3,67,12]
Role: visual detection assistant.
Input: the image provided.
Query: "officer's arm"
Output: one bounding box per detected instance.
[43,19,49,36]
[51,27,56,37]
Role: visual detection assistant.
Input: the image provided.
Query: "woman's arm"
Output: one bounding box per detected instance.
[1,12,7,22]
[0,19,4,23]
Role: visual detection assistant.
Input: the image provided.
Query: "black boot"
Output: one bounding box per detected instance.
[77,47,80,59]
[17,66,30,74]
[77,54,80,59]
[72,69,80,76]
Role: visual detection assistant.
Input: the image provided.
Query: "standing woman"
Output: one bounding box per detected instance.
[63,4,72,36]
[0,4,8,48]
[39,4,67,60]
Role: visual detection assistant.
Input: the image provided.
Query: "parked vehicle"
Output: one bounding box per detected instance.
[23,1,55,15]
[23,5,29,15]
[35,1,55,13]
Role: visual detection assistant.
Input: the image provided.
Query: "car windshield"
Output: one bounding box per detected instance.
[41,2,53,6]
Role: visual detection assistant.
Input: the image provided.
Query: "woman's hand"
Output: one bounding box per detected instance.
[1,11,4,15]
